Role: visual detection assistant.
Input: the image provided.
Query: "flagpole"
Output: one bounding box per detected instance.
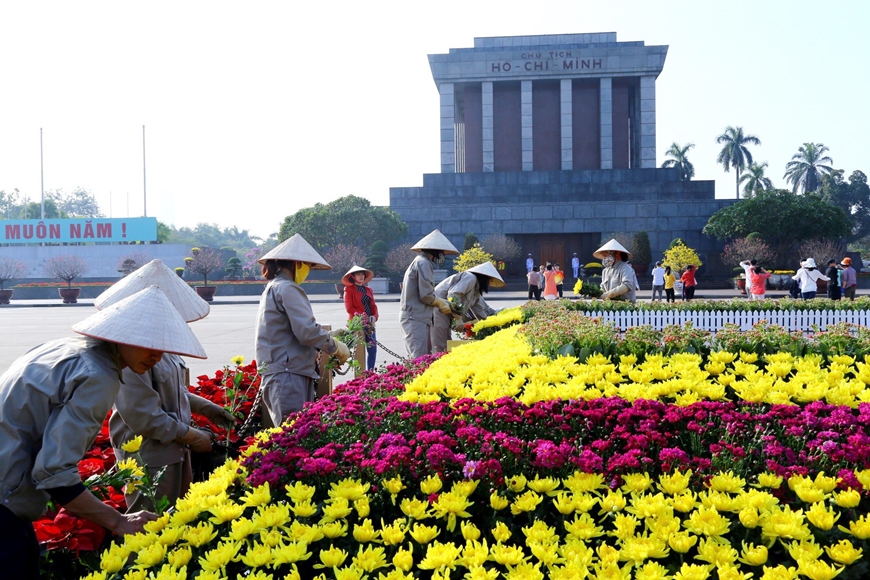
[40,128,45,219]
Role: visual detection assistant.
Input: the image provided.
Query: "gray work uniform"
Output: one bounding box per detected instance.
[602,260,638,303]
[430,271,497,353]
[0,337,122,522]
[255,270,336,426]
[399,254,438,359]
[110,355,220,512]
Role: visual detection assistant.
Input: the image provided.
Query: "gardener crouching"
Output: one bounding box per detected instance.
[595,239,638,303]
[0,286,208,579]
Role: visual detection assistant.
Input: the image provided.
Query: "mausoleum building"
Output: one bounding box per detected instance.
[389,33,733,274]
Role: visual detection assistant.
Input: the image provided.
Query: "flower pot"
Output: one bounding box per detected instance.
[58,288,81,304]
[734,278,746,295]
[334,283,345,300]
[195,286,217,302]
[0,289,13,304]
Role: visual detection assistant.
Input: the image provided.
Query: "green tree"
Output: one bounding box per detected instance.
[738,162,774,197]
[20,198,65,219]
[165,223,259,253]
[660,142,695,181]
[0,189,21,219]
[784,142,834,194]
[278,195,408,251]
[703,188,852,264]
[463,233,479,251]
[364,240,389,277]
[49,187,104,217]
[631,231,652,266]
[818,170,870,243]
[156,221,172,243]
[715,126,761,199]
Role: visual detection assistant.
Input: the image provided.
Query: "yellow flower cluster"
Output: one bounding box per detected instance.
[471,307,524,333]
[86,466,870,580]
[402,327,870,407]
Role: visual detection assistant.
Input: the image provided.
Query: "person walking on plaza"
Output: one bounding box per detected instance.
[596,239,637,303]
[841,257,857,300]
[748,265,771,301]
[0,287,207,578]
[526,265,541,301]
[663,266,676,303]
[554,263,565,298]
[399,229,458,359]
[571,253,580,278]
[651,261,665,302]
[526,254,534,273]
[98,260,234,513]
[825,259,842,300]
[739,259,756,295]
[792,258,830,300]
[255,234,351,427]
[681,264,697,301]
[342,265,379,372]
[430,261,504,352]
[542,263,558,300]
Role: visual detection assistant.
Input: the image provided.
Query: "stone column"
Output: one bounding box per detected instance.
[521,80,533,171]
[599,77,613,170]
[639,76,657,169]
[482,82,494,172]
[439,83,455,173]
[560,79,573,170]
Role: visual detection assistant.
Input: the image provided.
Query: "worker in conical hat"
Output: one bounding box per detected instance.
[594,239,637,303]
[96,259,235,512]
[399,229,459,358]
[430,261,504,353]
[342,265,379,373]
[0,287,206,576]
[255,233,351,426]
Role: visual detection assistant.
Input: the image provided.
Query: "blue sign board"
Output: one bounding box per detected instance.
[1,218,158,244]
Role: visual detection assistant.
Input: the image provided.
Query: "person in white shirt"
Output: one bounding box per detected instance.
[571,253,580,278]
[650,261,665,302]
[792,258,830,300]
[526,254,534,273]
[739,259,756,295]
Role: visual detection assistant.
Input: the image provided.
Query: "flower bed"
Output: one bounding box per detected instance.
[37,360,262,580]
[78,304,870,580]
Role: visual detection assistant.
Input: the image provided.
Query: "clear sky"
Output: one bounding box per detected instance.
[1,1,867,241]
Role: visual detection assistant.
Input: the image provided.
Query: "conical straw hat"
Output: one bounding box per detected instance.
[73,286,207,359]
[95,259,210,323]
[411,229,459,255]
[342,265,374,286]
[465,261,506,288]
[258,233,331,269]
[593,239,632,260]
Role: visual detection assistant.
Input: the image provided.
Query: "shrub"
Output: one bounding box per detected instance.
[384,243,416,275]
[453,243,494,272]
[43,254,89,289]
[462,232,478,251]
[480,233,521,263]
[631,231,652,265]
[364,240,388,276]
[662,240,703,275]
[224,256,243,278]
[324,244,366,275]
[720,237,776,269]
[185,247,223,286]
[798,238,842,268]
[0,257,26,290]
[116,251,151,277]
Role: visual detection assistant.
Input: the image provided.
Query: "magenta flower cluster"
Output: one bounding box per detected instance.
[243,355,870,492]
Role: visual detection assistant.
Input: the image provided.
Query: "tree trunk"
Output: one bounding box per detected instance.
[735,168,740,199]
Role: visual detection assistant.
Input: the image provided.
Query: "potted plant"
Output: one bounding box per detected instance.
[364,240,390,294]
[0,257,26,304]
[630,231,652,277]
[174,267,185,278]
[224,257,243,280]
[43,254,89,303]
[186,247,223,301]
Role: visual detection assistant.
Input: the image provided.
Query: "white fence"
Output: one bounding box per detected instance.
[583,310,870,332]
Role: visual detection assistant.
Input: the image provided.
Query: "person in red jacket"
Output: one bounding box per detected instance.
[343,265,379,372]
[680,264,697,301]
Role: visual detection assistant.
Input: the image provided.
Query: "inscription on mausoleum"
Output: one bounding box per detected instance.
[491,56,603,73]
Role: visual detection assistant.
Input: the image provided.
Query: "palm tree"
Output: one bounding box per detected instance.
[738,162,774,196]
[783,142,833,194]
[660,142,695,181]
[716,126,761,199]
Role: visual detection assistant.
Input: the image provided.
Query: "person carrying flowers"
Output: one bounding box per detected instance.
[97,260,236,513]
[430,261,504,353]
[595,239,637,303]
[0,286,207,579]
[399,229,459,358]
[255,234,350,427]
[342,265,379,372]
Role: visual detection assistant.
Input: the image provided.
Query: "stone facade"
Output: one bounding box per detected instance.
[389,33,735,276]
